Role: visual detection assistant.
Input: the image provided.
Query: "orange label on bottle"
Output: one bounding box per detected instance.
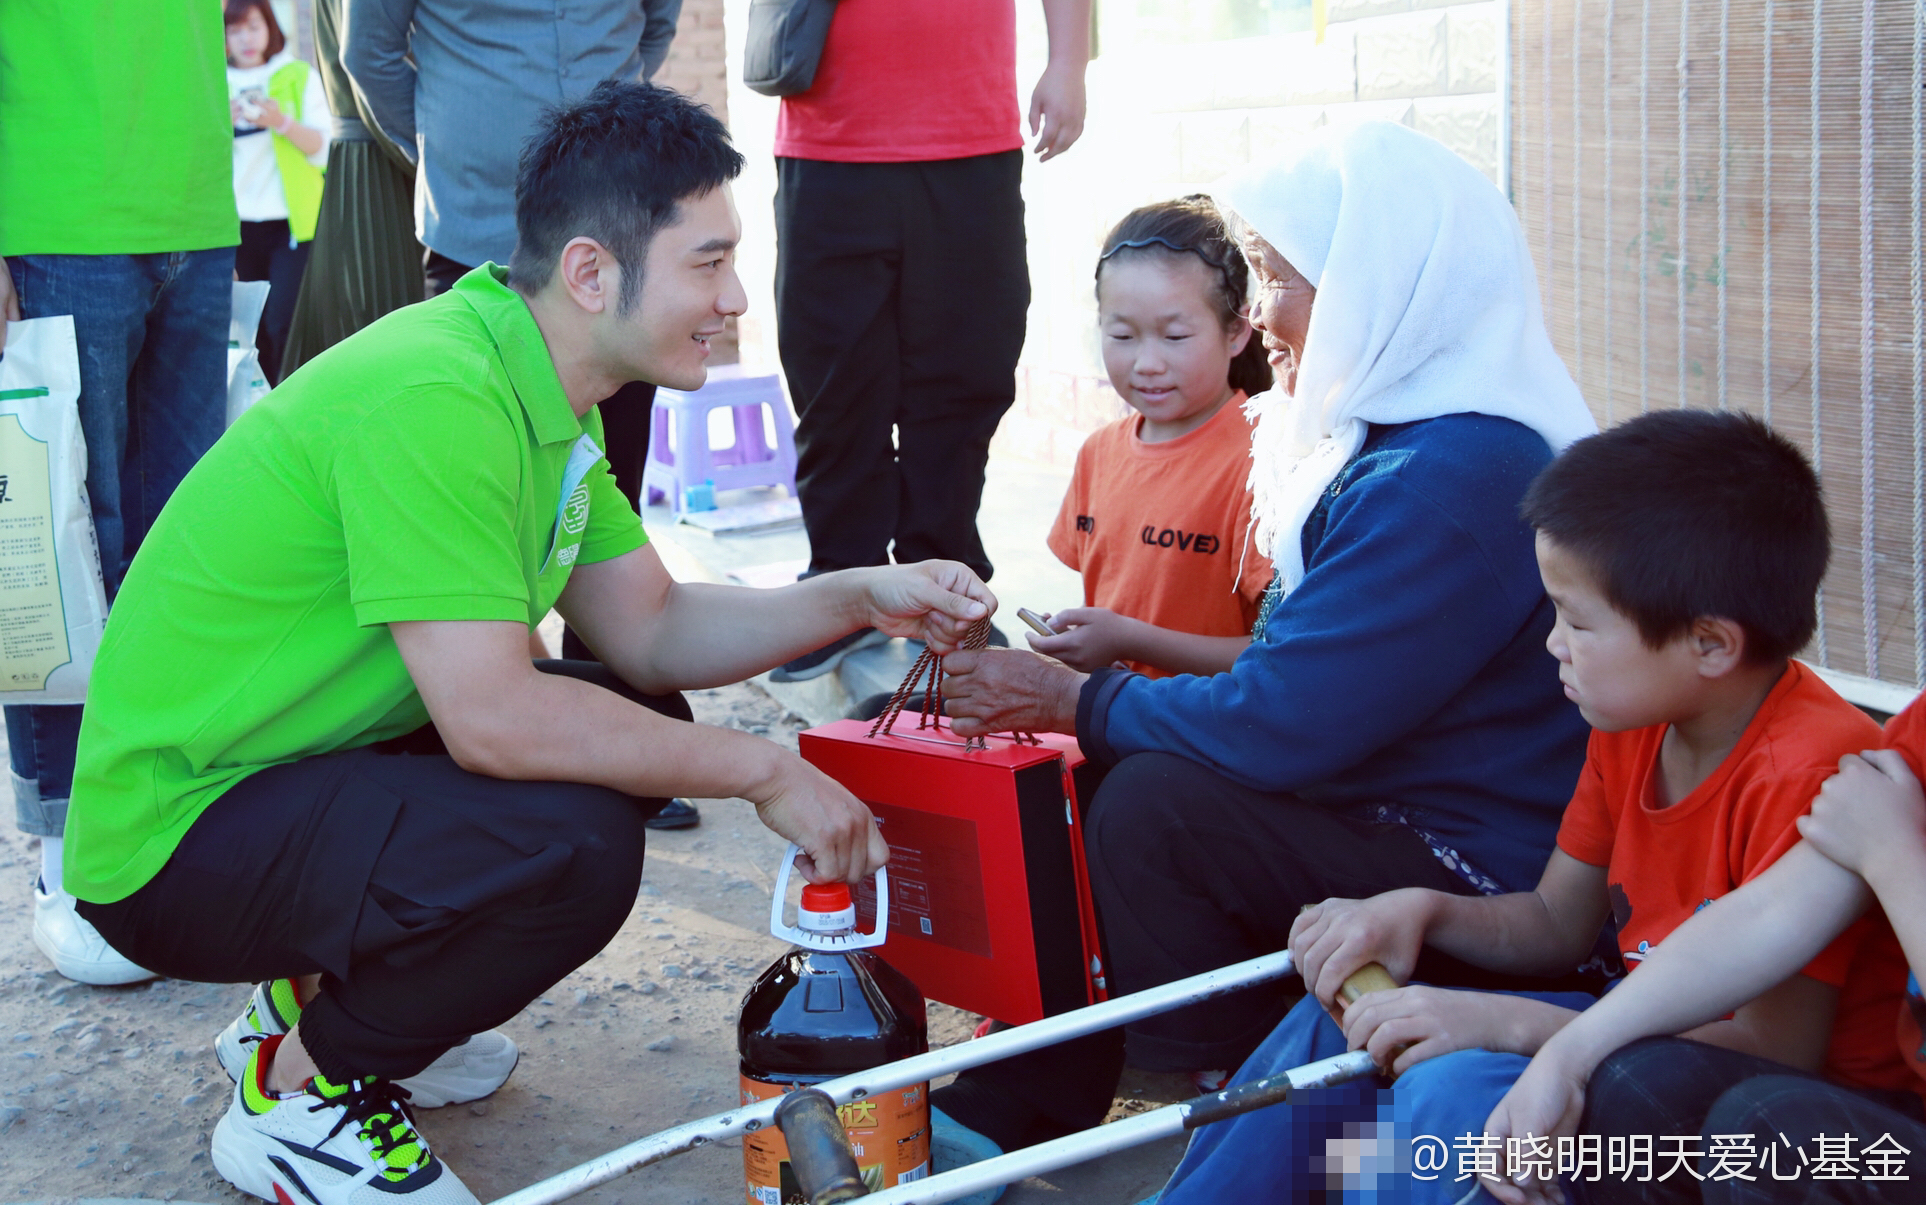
[739,1076,931,1204]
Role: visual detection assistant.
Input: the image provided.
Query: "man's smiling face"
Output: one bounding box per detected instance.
[606,185,747,392]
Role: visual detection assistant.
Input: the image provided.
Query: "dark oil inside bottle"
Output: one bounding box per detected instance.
[739,947,928,1084]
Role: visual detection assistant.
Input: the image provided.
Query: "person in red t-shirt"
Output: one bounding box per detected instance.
[1036,197,1274,678]
[1484,704,1926,1204]
[1146,410,1914,1205]
[769,0,1091,684]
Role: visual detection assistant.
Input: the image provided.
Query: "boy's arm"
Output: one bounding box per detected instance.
[1291,851,1612,1009]
[1025,607,1249,676]
[1800,749,1926,977]
[1481,840,1869,1205]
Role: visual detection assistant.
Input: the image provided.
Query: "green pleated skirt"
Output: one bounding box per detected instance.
[280,137,423,379]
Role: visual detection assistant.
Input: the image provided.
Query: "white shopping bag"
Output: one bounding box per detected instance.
[0,316,107,703]
[227,279,272,425]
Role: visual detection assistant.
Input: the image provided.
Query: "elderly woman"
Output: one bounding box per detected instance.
[929,121,1599,1173]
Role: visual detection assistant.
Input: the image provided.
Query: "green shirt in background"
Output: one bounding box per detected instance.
[0,0,238,255]
[66,267,650,903]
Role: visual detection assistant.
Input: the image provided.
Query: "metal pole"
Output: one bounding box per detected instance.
[489,950,1300,1205]
[852,1050,1381,1205]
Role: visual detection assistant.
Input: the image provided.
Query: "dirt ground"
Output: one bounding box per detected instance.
[1,680,1188,1205]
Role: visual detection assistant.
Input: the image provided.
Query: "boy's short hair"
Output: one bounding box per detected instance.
[509,81,745,311]
[1521,409,1829,663]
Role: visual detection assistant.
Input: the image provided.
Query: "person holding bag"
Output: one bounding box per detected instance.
[225,0,329,385]
[0,0,237,986]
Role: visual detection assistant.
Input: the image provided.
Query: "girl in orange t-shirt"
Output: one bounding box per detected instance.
[1036,196,1275,678]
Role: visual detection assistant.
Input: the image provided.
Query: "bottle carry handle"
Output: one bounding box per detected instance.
[770,841,891,952]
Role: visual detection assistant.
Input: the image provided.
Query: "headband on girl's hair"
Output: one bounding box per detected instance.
[1095,235,1236,290]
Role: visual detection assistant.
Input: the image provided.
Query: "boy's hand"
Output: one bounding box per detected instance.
[1024,606,1138,672]
[855,561,995,653]
[1339,984,1515,1075]
[1800,749,1926,881]
[1481,1050,1590,1205]
[1290,891,1436,1012]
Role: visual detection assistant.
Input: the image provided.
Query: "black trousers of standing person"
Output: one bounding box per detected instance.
[426,250,658,661]
[1574,1037,1926,1204]
[933,751,1597,1154]
[79,661,686,1083]
[774,151,1030,583]
[236,219,313,385]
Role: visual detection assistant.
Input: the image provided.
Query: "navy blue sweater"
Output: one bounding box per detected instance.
[1077,414,1591,893]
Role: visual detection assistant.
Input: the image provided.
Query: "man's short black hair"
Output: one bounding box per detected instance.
[509,81,745,310]
[1521,409,1829,663]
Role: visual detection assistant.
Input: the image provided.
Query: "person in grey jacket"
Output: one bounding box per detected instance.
[343,0,684,282]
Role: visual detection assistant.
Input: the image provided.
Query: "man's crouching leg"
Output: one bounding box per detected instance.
[82,733,665,1205]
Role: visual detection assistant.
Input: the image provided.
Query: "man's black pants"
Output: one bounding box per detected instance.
[81,661,686,1083]
[934,751,1577,1152]
[774,151,1029,582]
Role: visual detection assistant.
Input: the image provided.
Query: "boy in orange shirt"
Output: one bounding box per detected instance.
[1152,409,1912,1204]
[1034,197,1273,679]
[1484,701,1926,1203]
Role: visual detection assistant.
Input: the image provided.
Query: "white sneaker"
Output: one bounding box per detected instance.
[32,878,158,985]
[212,1035,480,1205]
[216,980,520,1108]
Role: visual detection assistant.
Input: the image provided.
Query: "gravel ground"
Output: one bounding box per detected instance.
[0,681,1187,1205]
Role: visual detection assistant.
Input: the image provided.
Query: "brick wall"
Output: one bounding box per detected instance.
[994,0,1504,470]
[654,0,729,120]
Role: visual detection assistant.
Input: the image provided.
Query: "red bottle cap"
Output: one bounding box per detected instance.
[801,882,853,913]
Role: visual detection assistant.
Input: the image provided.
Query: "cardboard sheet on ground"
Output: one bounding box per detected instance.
[0,316,107,703]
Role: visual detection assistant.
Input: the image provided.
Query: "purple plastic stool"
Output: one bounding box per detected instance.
[641,366,799,511]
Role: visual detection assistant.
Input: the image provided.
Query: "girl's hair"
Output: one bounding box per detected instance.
[1096,195,1273,397]
[224,0,287,60]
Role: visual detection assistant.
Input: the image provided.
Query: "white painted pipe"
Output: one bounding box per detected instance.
[488,949,1300,1205]
[854,1050,1381,1205]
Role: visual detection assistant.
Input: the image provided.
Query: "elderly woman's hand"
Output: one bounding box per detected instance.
[942,649,1085,737]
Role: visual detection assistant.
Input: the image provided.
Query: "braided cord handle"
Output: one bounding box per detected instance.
[865,618,1038,749]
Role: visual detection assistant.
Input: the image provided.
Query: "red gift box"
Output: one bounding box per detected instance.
[799,716,1107,1025]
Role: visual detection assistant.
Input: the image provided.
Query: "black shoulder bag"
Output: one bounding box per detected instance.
[742,0,842,98]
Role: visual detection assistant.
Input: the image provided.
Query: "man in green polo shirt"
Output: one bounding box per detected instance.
[64,82,991,1205]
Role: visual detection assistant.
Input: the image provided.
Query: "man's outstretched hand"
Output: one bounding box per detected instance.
[856,561,996,653]
[942,648,1085,737]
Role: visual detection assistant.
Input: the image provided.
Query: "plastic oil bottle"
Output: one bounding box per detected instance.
[739,873,930,1203]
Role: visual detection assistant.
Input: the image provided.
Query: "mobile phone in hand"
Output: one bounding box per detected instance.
[1016,607,1055,637]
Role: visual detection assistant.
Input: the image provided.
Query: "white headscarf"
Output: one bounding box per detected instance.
[1212,121,1597,593]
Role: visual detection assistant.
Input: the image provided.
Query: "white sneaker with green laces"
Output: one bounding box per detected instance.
[215,980,519,1108]
[212,1034,480,1205]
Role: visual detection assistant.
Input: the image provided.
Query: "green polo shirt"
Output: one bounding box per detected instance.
[66,266,649,903]
[0,1,238,256]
